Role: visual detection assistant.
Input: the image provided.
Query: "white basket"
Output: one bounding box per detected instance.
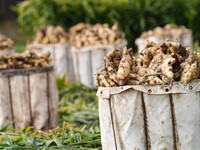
[27,43,75,81]
[135,31,193,52]
[71,40,127,87]
[97,80,200,150]
[0,66,58,130]
[0,48,15,56]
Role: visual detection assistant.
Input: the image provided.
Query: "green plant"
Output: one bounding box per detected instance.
[194,41,200,52]
[57,77,98,128]
[13,0,200,49]
[0,122,101,149]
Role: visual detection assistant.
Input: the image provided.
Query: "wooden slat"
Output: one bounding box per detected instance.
[10,75,31,129]
[0,77,13,129]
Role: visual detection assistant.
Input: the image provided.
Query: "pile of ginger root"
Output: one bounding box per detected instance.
[69,23,91,36]
[139,24,190,39]
[0,33,14,50]
[0,51,50,70]
[96,40,200,87]
[70,23,125,48]
[31,26,68,44]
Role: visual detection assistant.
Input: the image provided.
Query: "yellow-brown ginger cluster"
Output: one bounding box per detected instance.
[0,51,50,70]
[0,33,14,50]
[31,26,68,44]
[96,40,200,87]
[70,23,125,48]
[140,24,190,38]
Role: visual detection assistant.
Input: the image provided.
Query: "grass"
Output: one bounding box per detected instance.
[0,122,101,149]
[57,77,98,128]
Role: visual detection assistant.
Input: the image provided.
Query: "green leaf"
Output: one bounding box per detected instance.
[1,132,13,146]
[51,132,63,147]
[0,122,13,132]
[30,134,36,146]
[45,140,53,147]
[21,132,32,148]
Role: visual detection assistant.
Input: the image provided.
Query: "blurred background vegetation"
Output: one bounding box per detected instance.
[12,0,200,49]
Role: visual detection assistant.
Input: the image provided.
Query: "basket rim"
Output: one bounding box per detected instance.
[0,66,54,77]
[97,79,200,98]
[71,39,127,52]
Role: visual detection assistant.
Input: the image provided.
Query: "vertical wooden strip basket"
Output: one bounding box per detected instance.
[27,43,75,81]
[0,66,58,130]
[71,40,127,87]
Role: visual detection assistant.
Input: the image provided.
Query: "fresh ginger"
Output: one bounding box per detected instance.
[180,60,200,83]
[166,40,188,62]
[96,40,200,87]
[155,53,176,81]
[70,23,125,48]
[0,51,50,70]
[117,47,133,86]
[139,41,159,66]
[31,26,68,44]
[0,33,14,50]
[106,48,122,69]
[96,73,110,87]
[104,57,118,83]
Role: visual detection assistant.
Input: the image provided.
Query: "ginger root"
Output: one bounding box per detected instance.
[117,47,133,86]
[106,48,122,69]
[180,60,200,83]
[0,51,50,70]
[31,26,68,44]
[96,40,200,87]
[139,41,159,66]
[0,33,14,50]
[70,23,125,48]
[138,24,190,39]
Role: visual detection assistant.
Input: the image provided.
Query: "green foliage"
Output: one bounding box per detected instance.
[14,41,26,53]
[194,41,200,52]
[0,121,101,149]
[13,0,200,49]
[57,78,98,128]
